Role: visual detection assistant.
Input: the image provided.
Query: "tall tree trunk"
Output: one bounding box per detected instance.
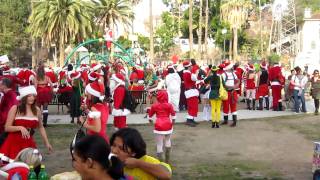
[198,0,203,61]
[59,33,65,67]
[32,38,36,68]
[204,0,209,64]
[258,0,263,57]
[229,39,232,60]
[149,0,154,63]
[188,0,193,58]
[233,28,238,61]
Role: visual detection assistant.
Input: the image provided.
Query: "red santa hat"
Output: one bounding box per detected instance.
[80,64,90,71]
[247,64,254,71]
[223,60,233,71]
[70,71,81,80]
[88,72,99,81]
[1,65,10,72]
[2,162,29,179]
[85,81,105,101]
[183,60,192,68]
[111,73,125,84]
[167,64,174,69]
[91,63,102,72]
[17,86,37,100]
[260,61,268,69]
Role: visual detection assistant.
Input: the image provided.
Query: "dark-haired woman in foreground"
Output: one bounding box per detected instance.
[72,135,131,180]
[110,128,172,180]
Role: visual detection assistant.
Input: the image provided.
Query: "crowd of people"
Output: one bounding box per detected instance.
[0,55,320,179]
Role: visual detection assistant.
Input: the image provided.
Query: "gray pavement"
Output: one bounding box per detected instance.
[47,100,316,125]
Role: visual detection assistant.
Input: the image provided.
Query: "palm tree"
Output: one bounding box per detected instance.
[220,0,252,60]
[189,0,193,58]
[29,0,94,67]
[93,0,134,35]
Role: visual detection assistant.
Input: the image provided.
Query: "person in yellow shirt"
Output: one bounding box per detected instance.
[110,128,172,180]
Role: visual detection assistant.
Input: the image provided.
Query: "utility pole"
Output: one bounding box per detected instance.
[258,0,263,57]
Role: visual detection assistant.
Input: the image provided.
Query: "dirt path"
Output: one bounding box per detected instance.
[38,115,316,179]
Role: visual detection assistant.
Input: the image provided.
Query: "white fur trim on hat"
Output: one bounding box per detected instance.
[85,84,101,98]
[88,111,101,119]
[1,162,29,171]
[223,63,234,71]
[92,64,102,72]
[111,74,125,84]
[17,86,37,100]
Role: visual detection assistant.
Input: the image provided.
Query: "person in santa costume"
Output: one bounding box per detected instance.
[148,90,176,163]
[221,60,240,127]
[165,65,181,112]
[0,78,18,134]
[81,81,109,142]
[182,60,199,127]
[256,61,269,110]
[90,63,105,94]
[268,61,285,111]
[0,65,18,91]
[34,64,53,127]
[110,73,130,130]
[16,63,35,87]
[233,62,244,96]
[245,64,257,110]
[57,68,72,112]
[0,86,52,159]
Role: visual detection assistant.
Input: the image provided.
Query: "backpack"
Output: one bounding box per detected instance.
[121,89,136,112]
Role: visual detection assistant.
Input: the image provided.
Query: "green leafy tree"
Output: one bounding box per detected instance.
[155,12,178,57]
[220,0,253,60]
[29,0,94,66]
[0,0,30,58]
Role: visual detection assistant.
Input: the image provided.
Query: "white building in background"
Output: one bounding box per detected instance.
[295,9,320,73]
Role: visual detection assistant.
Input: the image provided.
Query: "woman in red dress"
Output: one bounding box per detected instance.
[34,65,53,127]
[80,81,109,143]
[0,86,52,159]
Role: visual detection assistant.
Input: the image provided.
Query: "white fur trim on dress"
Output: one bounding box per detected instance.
[232,111,237,115]
[1,162,29,171]
[85,84,101,98]
[186,114,194,119]
[88,111,101,119]
[153,129,173,135]
[112,108,131,116]
[17,86,37,100]
[15,117,38,121]
[184,89,199,98]
[171,116,176,120]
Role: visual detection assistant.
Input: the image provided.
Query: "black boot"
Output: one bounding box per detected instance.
[258,98,263,110]
[212,122,215,128]
[191,119,199,125]
[278,102,283,111]
[186,119,196,127]
[252,100,256,110]
[43,113,48,127]
[221,116,228,125]
[230,115,237,127]
[246,99,251,110]
[70,117,74,124]
[315,99,319,115]
[216,122,220,128]
[265,97,269,110]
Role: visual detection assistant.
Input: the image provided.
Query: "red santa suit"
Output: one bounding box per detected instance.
[45,69,57,88]
[87,103,109,143]
[221,61,239,126]
[110,73,130,129]
[268,63,285,111]
[0,89,18,134]
[234,66,244,95]
[16,68,35,87]
[148,90,176,134]
[182,61,199,123]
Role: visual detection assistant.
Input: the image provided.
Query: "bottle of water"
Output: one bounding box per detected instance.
[38,165,49,180]
[27,165,37,180]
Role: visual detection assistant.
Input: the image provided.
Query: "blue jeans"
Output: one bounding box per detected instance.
[293,89,306,113]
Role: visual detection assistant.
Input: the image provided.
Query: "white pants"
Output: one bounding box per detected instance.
[155,134,171,153]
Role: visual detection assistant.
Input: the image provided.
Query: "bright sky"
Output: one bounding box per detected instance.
[117,0,168,37]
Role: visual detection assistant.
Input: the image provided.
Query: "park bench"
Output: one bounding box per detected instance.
[129,90,147,113]
[49,93,65,114]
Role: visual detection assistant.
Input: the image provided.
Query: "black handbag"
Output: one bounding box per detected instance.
[70,116,87,155]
